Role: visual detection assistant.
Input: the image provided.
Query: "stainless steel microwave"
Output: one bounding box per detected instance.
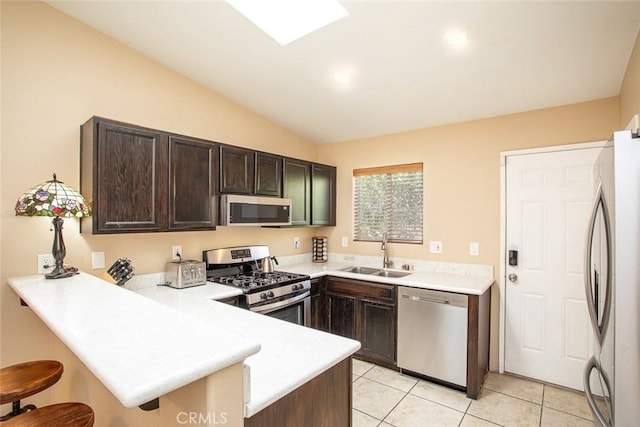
[220,194,292,226]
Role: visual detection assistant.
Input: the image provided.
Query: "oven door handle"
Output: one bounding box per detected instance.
[251,291,310,314]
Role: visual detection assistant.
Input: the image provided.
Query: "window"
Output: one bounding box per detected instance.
[353,163,423,243]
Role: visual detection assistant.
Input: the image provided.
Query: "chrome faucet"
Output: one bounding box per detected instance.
[381,232,393,269]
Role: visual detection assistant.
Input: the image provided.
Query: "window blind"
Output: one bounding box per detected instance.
[353,163,423,243]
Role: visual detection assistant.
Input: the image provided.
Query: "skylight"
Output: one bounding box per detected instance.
[226,0,349,46]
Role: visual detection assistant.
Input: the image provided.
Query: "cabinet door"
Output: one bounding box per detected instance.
[255,153,282,197]
[360,300,396,364]
[169,136,217,230]
[283,159,311,226]
[310,278,326,331]
[85,119,168,233]
[326,277,397,365]
[327,293,356,340]
[220,146,254,194]
[311,164,336,226]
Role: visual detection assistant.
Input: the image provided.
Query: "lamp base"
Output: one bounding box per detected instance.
[45,217,79,279]
[45,266,79,279]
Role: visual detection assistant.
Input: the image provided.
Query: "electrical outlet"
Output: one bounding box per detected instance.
[38,254,55,274]
[172,245,182,261]
[341,236,348,247]
[293,237,300,249]
[429,241,443,254]
[470,242,480,256]
[91,251,106,269]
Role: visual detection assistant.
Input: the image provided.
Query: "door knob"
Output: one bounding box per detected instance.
[508,273,518,283]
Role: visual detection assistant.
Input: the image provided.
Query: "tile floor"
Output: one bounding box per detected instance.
[352,359,597,427]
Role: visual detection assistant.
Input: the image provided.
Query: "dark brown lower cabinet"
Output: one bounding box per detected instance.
[327,293,356,339]
[360,301,395,363]
[310,278,326,331]
[326,277,396,367]
[466,290,491,399]
[245,357,352,427]
[322,276,490,398]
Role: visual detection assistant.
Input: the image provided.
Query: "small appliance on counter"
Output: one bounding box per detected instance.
[164,260,207,289]
[312,236,328,263]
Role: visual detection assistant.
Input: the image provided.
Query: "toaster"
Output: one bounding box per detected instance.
[165,260,207,289]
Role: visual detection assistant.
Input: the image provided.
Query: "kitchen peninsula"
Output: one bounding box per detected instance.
[8,272,360,426]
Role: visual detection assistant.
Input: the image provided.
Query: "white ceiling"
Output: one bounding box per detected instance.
[47,1,640,144]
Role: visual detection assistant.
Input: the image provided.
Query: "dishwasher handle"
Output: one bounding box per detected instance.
[399,291,467,309]
[401,294,450,304]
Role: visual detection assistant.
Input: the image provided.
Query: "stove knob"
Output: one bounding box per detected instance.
[267,291,275,298]
[260,292,268,300]
[292,284,299,291]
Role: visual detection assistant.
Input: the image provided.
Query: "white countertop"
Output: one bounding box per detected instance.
[123,259,492,415]
[7,273,260,408]
[130,283,361,417]
[8,272,360,418]
[282,261,495,295]
[8,258,491,416]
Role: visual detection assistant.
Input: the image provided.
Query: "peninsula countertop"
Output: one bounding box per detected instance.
[130,282,361,417]
[8,273,361,418]
[7,272,260,409]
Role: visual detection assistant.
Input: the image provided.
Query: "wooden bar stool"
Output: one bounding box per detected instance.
[0,360,63,421]
[2,402,94,427]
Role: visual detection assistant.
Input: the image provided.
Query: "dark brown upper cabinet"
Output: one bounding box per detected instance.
[219,146,282,197]
[81,117,217,234]
[81,117,335,233]
[169,135,217,230]
[255,152,282,197]
[219,146,255,194]
[283,159,337,227]
[283,158,311,226]
[311,163,336,226]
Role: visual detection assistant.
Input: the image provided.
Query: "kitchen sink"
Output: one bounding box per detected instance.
[371,270,412,278]
[340,266,382,275]
[340,266,411,278]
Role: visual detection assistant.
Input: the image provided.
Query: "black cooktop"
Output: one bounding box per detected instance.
[211,270,310,292]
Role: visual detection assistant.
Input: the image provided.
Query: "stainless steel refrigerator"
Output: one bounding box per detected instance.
[583,129,640,426]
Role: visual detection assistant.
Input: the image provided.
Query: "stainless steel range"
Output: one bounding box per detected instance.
[203,245,311,326]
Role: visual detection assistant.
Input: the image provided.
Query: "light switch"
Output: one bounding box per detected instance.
[92,251,106,269]
[470,242,479,256]
[429,241,442,254]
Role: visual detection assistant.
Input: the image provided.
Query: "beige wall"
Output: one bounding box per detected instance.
[318,97,619,264]
[620,30,640,128]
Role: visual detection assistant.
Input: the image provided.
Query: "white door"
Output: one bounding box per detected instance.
[505,147,600,390]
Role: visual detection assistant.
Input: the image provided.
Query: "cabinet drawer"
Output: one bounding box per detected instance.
[327,277,396,303]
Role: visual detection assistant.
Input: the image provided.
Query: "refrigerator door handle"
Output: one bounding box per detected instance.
[584,356,612,427]
[584,181,613,347]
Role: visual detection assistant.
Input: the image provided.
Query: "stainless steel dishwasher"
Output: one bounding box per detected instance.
[397,286,468,387]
